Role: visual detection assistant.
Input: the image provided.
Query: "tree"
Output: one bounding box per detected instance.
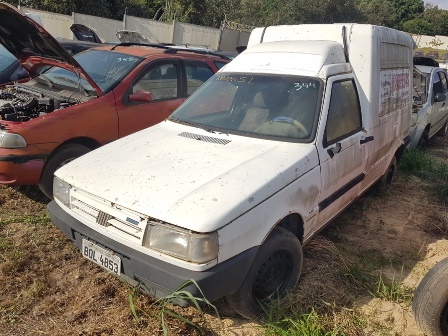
[202,0,242,28]
[356,0,396,26]
[423,4,448,36]
[391,0,424,29]
[402,18,435,35]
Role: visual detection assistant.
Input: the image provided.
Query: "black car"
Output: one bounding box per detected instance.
[0,38,100,85]
[414,56,439,67]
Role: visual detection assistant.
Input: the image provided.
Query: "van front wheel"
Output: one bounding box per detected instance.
[226,227,303,320]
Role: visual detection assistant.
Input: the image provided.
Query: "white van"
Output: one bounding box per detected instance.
[48,24,413,320]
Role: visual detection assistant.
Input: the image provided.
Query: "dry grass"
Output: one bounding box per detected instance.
[0,136,447,335]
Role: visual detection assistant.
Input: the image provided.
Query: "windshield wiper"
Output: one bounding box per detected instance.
[35,74,53,88]
[54,76,91,96]
[168,117,216,133]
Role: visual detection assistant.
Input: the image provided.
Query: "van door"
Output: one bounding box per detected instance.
[316,75,370,228]
[428,70,448,137]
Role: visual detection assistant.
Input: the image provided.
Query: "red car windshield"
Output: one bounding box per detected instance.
[42,50,143,94]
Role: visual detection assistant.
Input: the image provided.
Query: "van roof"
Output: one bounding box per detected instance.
[223,40,346,77]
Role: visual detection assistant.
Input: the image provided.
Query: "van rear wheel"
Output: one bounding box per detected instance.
[375,156,396,194]
[39,144,90,199]
[226,227,303,320]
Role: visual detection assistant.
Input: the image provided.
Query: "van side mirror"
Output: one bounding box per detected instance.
[129,90,153,103]
[434,92,446,103]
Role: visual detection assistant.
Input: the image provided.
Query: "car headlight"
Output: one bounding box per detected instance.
[53,176,71,207]
[0,131,27,148]
[143,222,218,264]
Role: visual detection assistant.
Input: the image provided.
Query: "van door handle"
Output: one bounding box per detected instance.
[360,136,374,144]
[327,142,342,158]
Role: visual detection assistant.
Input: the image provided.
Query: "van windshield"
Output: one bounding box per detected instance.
[170,73,322,142]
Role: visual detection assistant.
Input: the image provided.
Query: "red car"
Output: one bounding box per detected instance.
[0,3,229,198]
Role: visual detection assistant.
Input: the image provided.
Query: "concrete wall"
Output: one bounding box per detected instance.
[18,6,251,51]
[412,34,448,50]
[216,28,251,51]
[125,16,173,44]
[173,22,220,49]
[21,7,73,39]
[73,13,123,43]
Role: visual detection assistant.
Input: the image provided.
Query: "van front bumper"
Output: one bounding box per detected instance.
[47,200,258,303]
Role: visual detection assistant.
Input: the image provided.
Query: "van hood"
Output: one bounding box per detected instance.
[57,121,319,232]
[0,3,102,94]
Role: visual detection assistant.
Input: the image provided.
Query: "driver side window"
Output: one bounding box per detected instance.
[325,80,362,146]
[132,62,178,100]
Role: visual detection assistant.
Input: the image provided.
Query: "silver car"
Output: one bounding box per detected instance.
[409,65,448,150]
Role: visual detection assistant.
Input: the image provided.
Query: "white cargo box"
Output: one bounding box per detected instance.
[246,24,414,130]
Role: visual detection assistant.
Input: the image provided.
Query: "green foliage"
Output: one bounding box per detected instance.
[391,0,425,29]
[4,0,448,33]
[128,279,220,336]
[423,4,448,36]
[371,271,414,304]
[357,0,396,26]
[265,309,335,336]
[264,303,369,336]
[402,18,435,35]
[399,150,448,201]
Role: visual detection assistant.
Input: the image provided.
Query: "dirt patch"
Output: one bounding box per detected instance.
[0,136,447,335]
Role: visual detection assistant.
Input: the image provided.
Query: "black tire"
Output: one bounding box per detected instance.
[417,129,430,151]
[437,119,448,137]
[226,226,303,320]
[413,258,448,336]
[38,144,90,199]
[375,156,396,194]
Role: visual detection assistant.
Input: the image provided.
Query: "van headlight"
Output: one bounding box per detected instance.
[53,176,71,207]
[143,222,218,264]
[0,131,27,148]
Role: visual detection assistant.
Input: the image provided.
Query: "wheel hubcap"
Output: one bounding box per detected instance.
[253,250,293,300]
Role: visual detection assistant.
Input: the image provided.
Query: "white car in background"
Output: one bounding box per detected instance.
[409,65,448,150]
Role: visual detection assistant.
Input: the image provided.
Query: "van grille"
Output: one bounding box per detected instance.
[70,188,147,244]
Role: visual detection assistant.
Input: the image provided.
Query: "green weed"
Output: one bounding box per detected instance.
[399,150,437,177]
[128,279,220,335]
[400,150,448,201]
[263,303,370,336]
[265,309,334,336]
[370,270,413,304]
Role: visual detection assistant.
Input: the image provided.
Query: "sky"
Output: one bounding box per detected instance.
[426,0,448,10]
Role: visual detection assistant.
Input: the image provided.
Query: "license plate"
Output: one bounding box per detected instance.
[81,239,121,276]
